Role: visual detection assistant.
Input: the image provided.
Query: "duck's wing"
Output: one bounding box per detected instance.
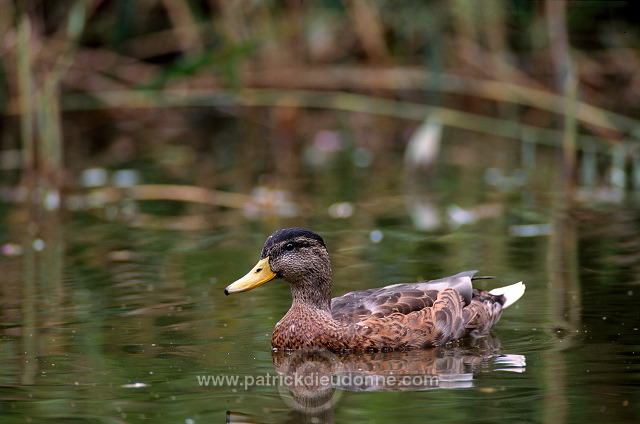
[352,287,468,348]
[331,271,477,324]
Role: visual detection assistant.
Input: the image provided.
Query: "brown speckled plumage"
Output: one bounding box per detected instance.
[226,228,523,352]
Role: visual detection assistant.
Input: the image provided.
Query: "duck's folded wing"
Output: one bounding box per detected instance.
[331,271,477,323]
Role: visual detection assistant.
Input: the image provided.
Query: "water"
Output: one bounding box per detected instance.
[1,111,639,423]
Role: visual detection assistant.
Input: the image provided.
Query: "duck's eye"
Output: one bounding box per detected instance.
[284,242,295,251]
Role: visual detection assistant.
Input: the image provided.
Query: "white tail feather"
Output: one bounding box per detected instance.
[489,281,525,309]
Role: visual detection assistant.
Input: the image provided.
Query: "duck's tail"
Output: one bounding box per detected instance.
[489,281,526,309]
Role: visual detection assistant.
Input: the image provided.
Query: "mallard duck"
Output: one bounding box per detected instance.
[224,228,525,351]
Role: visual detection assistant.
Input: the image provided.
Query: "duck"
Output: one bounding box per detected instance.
[224,227,525,352]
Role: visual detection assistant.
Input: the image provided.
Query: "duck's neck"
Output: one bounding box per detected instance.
[289,272,333,313]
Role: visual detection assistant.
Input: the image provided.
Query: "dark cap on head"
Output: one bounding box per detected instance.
[260,227,326,258]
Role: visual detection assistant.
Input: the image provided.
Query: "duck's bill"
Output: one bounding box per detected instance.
[224,257,277,295]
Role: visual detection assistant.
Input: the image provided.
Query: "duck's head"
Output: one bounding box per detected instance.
[224,228,332,296]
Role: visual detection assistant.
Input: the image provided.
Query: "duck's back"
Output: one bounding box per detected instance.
[330,271,477,323]
[329,271,511,349]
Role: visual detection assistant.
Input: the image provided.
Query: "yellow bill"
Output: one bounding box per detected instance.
[224,257,277,295]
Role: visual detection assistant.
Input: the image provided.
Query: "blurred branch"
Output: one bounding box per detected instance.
[5,55,639,141]
[88,184,250,209]
[19,86,621,156]
[243,66,637,139]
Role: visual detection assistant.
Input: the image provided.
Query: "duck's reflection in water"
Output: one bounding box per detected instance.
[296,335,520,414]
[227,334,525,423]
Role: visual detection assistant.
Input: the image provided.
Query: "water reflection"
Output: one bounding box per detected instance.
[226,334,526,422]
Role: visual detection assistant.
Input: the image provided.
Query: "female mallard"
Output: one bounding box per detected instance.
[225,228,525,351]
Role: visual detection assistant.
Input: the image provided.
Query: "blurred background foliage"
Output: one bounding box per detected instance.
[0,0,640,220]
